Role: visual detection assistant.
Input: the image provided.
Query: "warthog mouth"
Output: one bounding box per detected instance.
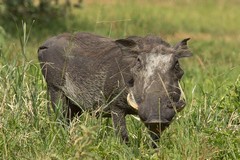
[145,121,170,136]
[143,101,186,135]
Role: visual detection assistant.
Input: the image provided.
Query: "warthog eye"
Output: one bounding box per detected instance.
[175,61,179,68]
[134,56,143,71]
[128,78,134,87]
[174,61,184,78]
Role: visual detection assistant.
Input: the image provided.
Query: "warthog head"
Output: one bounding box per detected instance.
[117,36,192,141]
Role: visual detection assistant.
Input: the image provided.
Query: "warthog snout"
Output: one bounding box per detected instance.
[143,100,186,124]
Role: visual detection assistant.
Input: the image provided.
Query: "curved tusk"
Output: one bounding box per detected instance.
[127,92,139,110]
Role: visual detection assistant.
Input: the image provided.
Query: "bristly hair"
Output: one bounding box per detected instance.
[126,35,171,52]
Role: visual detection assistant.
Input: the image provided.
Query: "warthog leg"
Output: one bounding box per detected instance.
[111,107,129,142]
[48,85,82,122]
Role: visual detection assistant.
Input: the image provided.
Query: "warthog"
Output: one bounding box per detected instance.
[38,32,192,147]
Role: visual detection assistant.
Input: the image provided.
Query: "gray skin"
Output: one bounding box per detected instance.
[38,32,192,147]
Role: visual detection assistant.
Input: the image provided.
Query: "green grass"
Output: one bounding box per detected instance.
[0,0,240,159]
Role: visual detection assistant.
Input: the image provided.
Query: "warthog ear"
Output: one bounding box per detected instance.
[115,39,137,49]
[116,38,139,65]
[174,38,193,58]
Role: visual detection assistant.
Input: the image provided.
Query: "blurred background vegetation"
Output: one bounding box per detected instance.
[0,0,239,159]
[1,0,240,52]
[0,0,82,38]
